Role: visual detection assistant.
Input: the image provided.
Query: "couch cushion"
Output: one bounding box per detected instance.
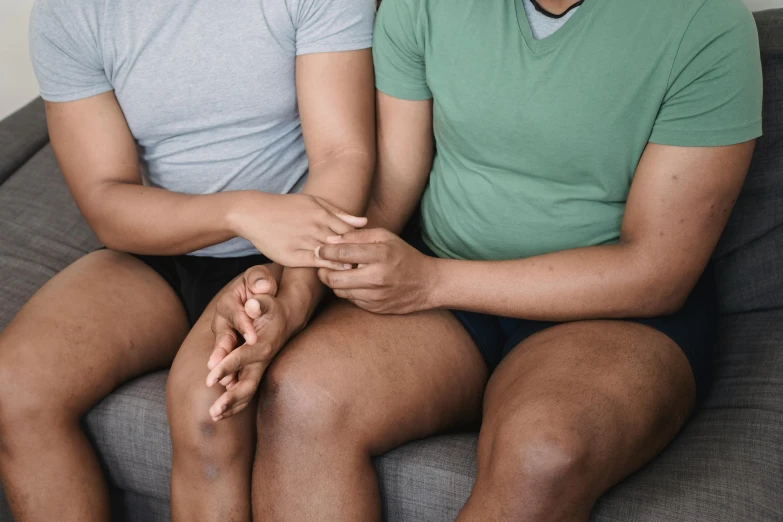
[0,144,100,329]
[714,9,783,314]
[0,98,48,186]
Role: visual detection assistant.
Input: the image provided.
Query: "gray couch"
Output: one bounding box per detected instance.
[1,9,782,521]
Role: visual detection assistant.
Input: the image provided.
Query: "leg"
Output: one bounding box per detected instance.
[457,321,695,522]
[252,301,489,521]
[167,277,261,522]
[0,250,189,522]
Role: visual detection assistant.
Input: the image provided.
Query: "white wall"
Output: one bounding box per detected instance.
[745,0,783,10]
[1,0,783,121]
[0,0,38,120]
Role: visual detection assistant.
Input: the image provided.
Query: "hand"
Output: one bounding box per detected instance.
[209,264,280,371]
[313,228,439,314]
[231,193,367,268]
[207,293,290,421]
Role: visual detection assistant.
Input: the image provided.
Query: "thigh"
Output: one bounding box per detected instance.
[264,300,490,454]
[0,249,189,415]
[481,320,695,492]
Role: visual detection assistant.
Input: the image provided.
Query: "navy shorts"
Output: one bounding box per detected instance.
[132,252,272,326]
[406,232,718,404]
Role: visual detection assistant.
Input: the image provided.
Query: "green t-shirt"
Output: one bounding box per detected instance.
[373,0,763,261]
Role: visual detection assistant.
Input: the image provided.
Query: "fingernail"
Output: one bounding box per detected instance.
[254,280,269,292]
[344,264,352,269]
[327,236,341,243]
[315,245,322,259]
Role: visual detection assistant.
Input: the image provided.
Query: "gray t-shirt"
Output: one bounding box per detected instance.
[522,0,577,40]
[29,0,375,257]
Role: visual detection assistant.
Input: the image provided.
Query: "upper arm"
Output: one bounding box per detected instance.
[367,0,434,230]
[295,50,375,169]
[372,92,434,231]
[45,93,141,222]
[31,0,140,222]
[292,0,376,205]
[622,0,762,301]
[622,141,754,302]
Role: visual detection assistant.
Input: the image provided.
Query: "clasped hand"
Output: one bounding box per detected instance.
[205,265,288,422]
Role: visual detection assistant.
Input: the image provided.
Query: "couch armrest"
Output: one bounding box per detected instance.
[0,97,49,186]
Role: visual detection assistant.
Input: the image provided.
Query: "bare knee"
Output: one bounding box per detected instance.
[486,416,590,504]
[258,347,356,448]
[0,346,73,455]
[167,368,251,479]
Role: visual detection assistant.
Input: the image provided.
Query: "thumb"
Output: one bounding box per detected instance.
[243,265,278,296]
[245,294,277,320]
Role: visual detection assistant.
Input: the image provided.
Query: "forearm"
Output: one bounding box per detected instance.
[432,243,697,321]
[85,182,258,255]
[279,151,373,326]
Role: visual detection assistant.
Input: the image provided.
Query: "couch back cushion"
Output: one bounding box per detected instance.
[714,9,783,315]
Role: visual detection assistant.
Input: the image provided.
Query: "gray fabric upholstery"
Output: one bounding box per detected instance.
[714,9,783,314]
[111,489,171,522]
[0,144,101,328]
[0,8,782,522]
[84,373,172,500]
[0,98,48,186]
[0,490,11,522]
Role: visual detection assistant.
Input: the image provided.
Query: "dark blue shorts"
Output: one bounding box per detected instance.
[132,252,271,326]
[407,232,718,404]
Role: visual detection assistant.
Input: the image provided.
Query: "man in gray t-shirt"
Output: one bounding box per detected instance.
[0,1,376,520]
[30,0,374,257]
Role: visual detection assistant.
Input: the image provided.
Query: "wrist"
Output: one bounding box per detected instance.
[226,191,273,238]
[423,257,448,310]
[278,279,320,339]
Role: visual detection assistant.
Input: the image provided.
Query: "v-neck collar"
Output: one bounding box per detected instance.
[516,0,593,54]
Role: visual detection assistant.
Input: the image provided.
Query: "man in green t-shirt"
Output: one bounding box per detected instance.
[206,0,762,518]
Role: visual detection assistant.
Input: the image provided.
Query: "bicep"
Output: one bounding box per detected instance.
[295,49,375,166]
[374,91,433,208]
[621,141,755,286]
[46,92,141,218]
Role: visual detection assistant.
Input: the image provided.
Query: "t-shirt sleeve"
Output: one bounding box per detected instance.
[649,0,763,147]
[372,0,431,101]
[291,0,375,56]
[28,0,112,102]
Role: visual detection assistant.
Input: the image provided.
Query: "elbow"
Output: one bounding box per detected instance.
[91,221,120,251]
[634,274,693,318]
[82,207,124,252]
[643,293,688,318]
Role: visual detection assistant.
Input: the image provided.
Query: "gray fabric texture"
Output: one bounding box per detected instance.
[0,98,48,186]
[29,0,375,258]
[110,489,171,522]
[714,8,783,314]
[0,489,10,522]
[0,8,782,522]
[521,0,577,40]
[0,145,101,328]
